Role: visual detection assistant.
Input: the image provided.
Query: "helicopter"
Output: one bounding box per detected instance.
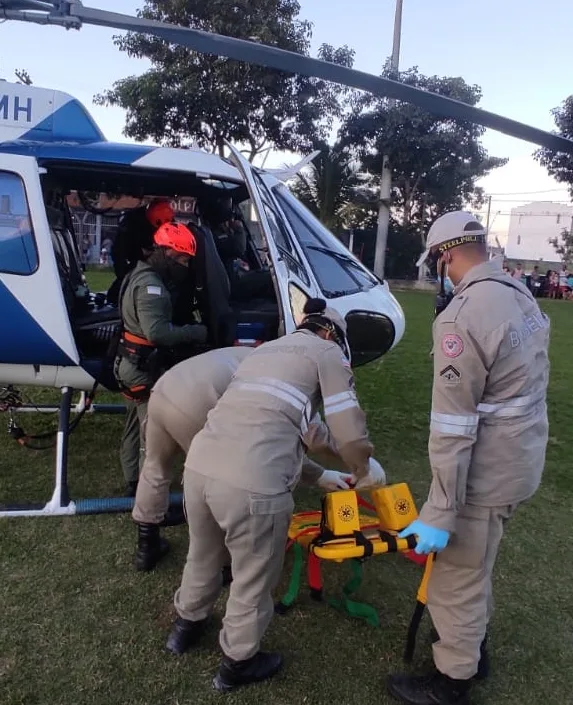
[0,78,405,519]
[0,1,572,520]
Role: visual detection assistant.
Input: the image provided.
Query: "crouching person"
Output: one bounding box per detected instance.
[132,346,361,573]
[165,298,375,693]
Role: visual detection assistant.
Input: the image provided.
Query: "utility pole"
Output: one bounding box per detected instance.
[485,194,492,257]
[373,0,403,280]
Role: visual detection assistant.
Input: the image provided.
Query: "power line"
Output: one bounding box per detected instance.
[485,188,569,196]
[487,198,572,203]
[475,211,573,217]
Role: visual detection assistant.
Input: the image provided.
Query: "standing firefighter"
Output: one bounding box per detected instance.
[115,221,208,496]
[388,211,550,705]
[132,345,365,573]
[165,298,374,693]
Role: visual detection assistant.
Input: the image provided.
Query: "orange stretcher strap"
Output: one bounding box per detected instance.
[124,331,154,347]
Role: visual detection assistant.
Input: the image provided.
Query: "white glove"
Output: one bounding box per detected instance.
[353,458,387,490]
[317,469,354,491]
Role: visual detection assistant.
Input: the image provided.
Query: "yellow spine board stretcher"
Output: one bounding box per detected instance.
[276,483,435,662]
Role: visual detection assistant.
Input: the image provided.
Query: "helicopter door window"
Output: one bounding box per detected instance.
[258,193,310,286]
[0,171,38,276]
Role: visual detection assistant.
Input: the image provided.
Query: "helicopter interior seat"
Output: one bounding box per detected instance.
[45,206,122,361]
[188,220,237,349]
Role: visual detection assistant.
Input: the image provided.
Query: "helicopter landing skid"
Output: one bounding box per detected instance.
[0,386,183,518]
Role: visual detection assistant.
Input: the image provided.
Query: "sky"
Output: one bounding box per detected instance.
[1,0,572,243]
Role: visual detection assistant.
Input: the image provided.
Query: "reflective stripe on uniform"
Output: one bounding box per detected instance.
[477,393,542,418]
[430,411,479,437]
[323,390,359,417]
[236,378,312,435]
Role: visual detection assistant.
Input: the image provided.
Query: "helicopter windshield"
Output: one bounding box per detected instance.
[271,182,378,298]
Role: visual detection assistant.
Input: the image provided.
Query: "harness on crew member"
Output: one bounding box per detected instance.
[110,269,164,403]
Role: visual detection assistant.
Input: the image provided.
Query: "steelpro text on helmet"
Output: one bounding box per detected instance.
[429,228,488,318]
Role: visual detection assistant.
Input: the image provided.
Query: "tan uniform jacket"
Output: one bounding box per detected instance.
[155,346,335,485]
[185,329,373,494]
[419,258,550,532]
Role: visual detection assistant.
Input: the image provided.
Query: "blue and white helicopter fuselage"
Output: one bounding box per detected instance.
[0,80,405,395]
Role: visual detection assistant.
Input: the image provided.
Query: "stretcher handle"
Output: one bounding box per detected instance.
[311,534,417,560]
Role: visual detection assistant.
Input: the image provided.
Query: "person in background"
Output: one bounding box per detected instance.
[567,271,573,299]
[529,265,541,297]
[107,199,175,306]
[549,269,559,299]
[511,262,524,281]
[558,263,570,299]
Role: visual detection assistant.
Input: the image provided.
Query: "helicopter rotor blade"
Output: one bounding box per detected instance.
[1,1,572,155]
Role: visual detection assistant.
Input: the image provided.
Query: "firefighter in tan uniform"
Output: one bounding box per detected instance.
[131,345,361,572]
[388,212,550,705]
[164,298,374,692]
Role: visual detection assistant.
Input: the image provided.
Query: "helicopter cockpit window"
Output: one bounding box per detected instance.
[273,183,378,298]
[259,193,310,286]
[0,171,38,276]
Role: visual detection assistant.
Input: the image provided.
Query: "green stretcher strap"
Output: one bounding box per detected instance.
[328,559,380,628]
[275,541,304,614]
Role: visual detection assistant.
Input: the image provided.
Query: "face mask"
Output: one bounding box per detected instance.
[435,259,454,318]
[148,249,190,288]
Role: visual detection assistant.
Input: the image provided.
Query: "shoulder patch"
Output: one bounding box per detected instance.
[147,285,162,296]
[439,364,461,384]
[441,333,464,358]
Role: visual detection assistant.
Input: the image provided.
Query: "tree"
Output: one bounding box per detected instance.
[340,65,507,274]
[534,96,573,197]
[95,0,354,160]
[289,141,376,235]
[14,69,32,85]
[549,226,573,265]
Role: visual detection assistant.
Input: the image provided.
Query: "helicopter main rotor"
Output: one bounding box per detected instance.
[1,0,572,155]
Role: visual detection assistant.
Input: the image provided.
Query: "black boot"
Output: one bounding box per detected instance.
[134,523,170,572]
[430,628,489,680]
[165,616,208,655]
[160,504,186,527]
[221,565,233,587]
[387,671,471,705]
[212,651,283,693]
[475,636,489,680]
[125,480,138,497]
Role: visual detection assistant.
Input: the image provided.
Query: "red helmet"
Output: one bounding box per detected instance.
[146,199,175,229]
[154,222,197,257]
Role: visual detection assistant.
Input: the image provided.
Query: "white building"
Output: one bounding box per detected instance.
[505,201,573,263]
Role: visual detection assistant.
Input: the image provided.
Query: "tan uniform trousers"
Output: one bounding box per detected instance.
[174,471,294,662]
[132,390,201,525]
[429,503,517,680]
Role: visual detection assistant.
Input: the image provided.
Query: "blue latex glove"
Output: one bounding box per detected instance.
[398,519,450,555]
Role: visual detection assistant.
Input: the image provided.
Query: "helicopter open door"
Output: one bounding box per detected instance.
[0,154,81,386]
[226,143,319,335]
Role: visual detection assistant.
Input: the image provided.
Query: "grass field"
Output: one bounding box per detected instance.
[1,278,572,705]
